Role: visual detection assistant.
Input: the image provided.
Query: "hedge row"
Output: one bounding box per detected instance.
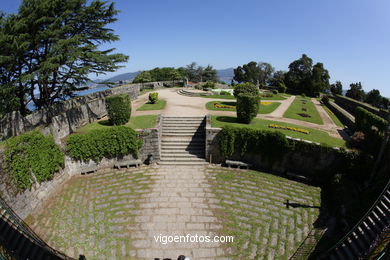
[66,126,143,162]
[218,126,340,160]
[355,106,387,135]
[3,131,64,190]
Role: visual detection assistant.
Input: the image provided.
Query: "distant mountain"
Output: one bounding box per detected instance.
[90,68,235,86]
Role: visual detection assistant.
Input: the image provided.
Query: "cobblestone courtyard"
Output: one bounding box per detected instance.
[27,165,320,259]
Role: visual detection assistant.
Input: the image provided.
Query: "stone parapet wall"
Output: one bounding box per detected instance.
[0,127,161,219]
[0,81,181,142]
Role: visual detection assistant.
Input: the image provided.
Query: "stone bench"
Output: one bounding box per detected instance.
[286,171,311,182]
[225,160,251,169]
[80,165,98,175]
[114,159,142,169]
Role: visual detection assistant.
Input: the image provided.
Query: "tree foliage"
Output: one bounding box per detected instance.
[233,61,274,88]
[346,82,365,101]
[330,81,343,95]
[285,54,330,96]
[0,0,128,115]
[364,89,382,107]
[178,62,218,82]
[4,131,64,190]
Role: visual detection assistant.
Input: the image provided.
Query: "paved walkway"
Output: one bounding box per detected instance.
[130,166,225,259]
[133,88,343,138]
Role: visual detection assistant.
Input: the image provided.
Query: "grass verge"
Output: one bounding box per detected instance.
[284,96,323,125]
[211,115,346,147]
[206,101,281,114]
[137,99,166,111]
[322,104,344,127]
[76,115,158,133]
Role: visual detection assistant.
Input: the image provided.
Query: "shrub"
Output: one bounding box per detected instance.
[348,131,365,149]
[277,83,287,93]
[233,82,259,97]
[106,94,131,125]
[203,81,216,90]
[272,89,279,95]
[149,92,158,104]
[321,95,330,104]
[220,91,231,96]
[236,94,260,124]
[301,93,306,98]
[4,131,64,190]
[66,126,143,162]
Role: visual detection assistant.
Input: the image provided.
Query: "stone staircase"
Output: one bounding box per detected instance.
[323,184,390,259]
[159,116,208,165]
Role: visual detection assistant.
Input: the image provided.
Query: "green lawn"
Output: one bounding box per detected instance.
[284,96,323,125]
[205,101,281,114]
[201,94,236,100]
[76,115,158,134]
[259,94,287,100]
[136,99,166,111]
[201,93,287,100]
[322,104,344,127]
[211,115,346,147]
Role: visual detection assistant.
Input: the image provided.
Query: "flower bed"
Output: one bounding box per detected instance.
[268,124,310,134]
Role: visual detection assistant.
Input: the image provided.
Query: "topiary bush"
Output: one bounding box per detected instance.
[233,82,259,97]
[66,126,143,162]
[277,82,287,93]
[3,131,64,190]
[236,93,260,124]
[321,95,330,104]
[105,94,131,125]
[149,92,158,104]
[272,89,279,95]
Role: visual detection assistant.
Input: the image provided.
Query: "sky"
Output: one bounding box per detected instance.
[2,0,390,96]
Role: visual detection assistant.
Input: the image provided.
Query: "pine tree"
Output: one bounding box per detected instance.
[0,0,128,114]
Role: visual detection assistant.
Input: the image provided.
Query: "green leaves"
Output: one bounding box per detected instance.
[105,94,131,125]
[236,94,260,124]
[4,131,64,190]
[66,126,143,162]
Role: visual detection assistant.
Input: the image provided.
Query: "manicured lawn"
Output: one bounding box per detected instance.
[284,96,323,125]
[322,104,344,127]
[211,115,346,147]
[206,101,281,114]
[136,99,166,111]
[259,94,287,100]
[201,94,236,100]
[76,115,158,133]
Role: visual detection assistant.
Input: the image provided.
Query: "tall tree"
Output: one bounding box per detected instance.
[330,81,343,95]
[311,62,330,94]
[285,54,313,94]
[202,65,218,82]
[233,61,274,88]
[269,70,286,87]
[365,89,382,107]
[132,71,152,85]
[0,0,128,114]
[346,82,365,101]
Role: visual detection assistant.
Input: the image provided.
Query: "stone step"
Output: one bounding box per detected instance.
[161,149,204,154]
[160,156,207,162]
[162,133,205,137]
[162,128,204,132]
[162,121,204,126]
[161,138,204,142]
[161,142,204,147]
[161,153,205,158]
[158,161,208,166]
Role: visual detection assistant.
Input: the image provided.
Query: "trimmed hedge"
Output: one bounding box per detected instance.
[355,106,387,134]
[236,94,260,123]
[3,131,64,190]
[66,126,143,162]
[149,92,158,104]
[233,82,259,97]
[106,94,131,125]
[218,126,341,159]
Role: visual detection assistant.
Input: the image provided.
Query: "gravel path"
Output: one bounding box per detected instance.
[132,88,344,138]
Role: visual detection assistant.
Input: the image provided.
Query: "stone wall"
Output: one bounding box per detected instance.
[205,118,341,180]
[0,126,161,219]
[0,81,181,142]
